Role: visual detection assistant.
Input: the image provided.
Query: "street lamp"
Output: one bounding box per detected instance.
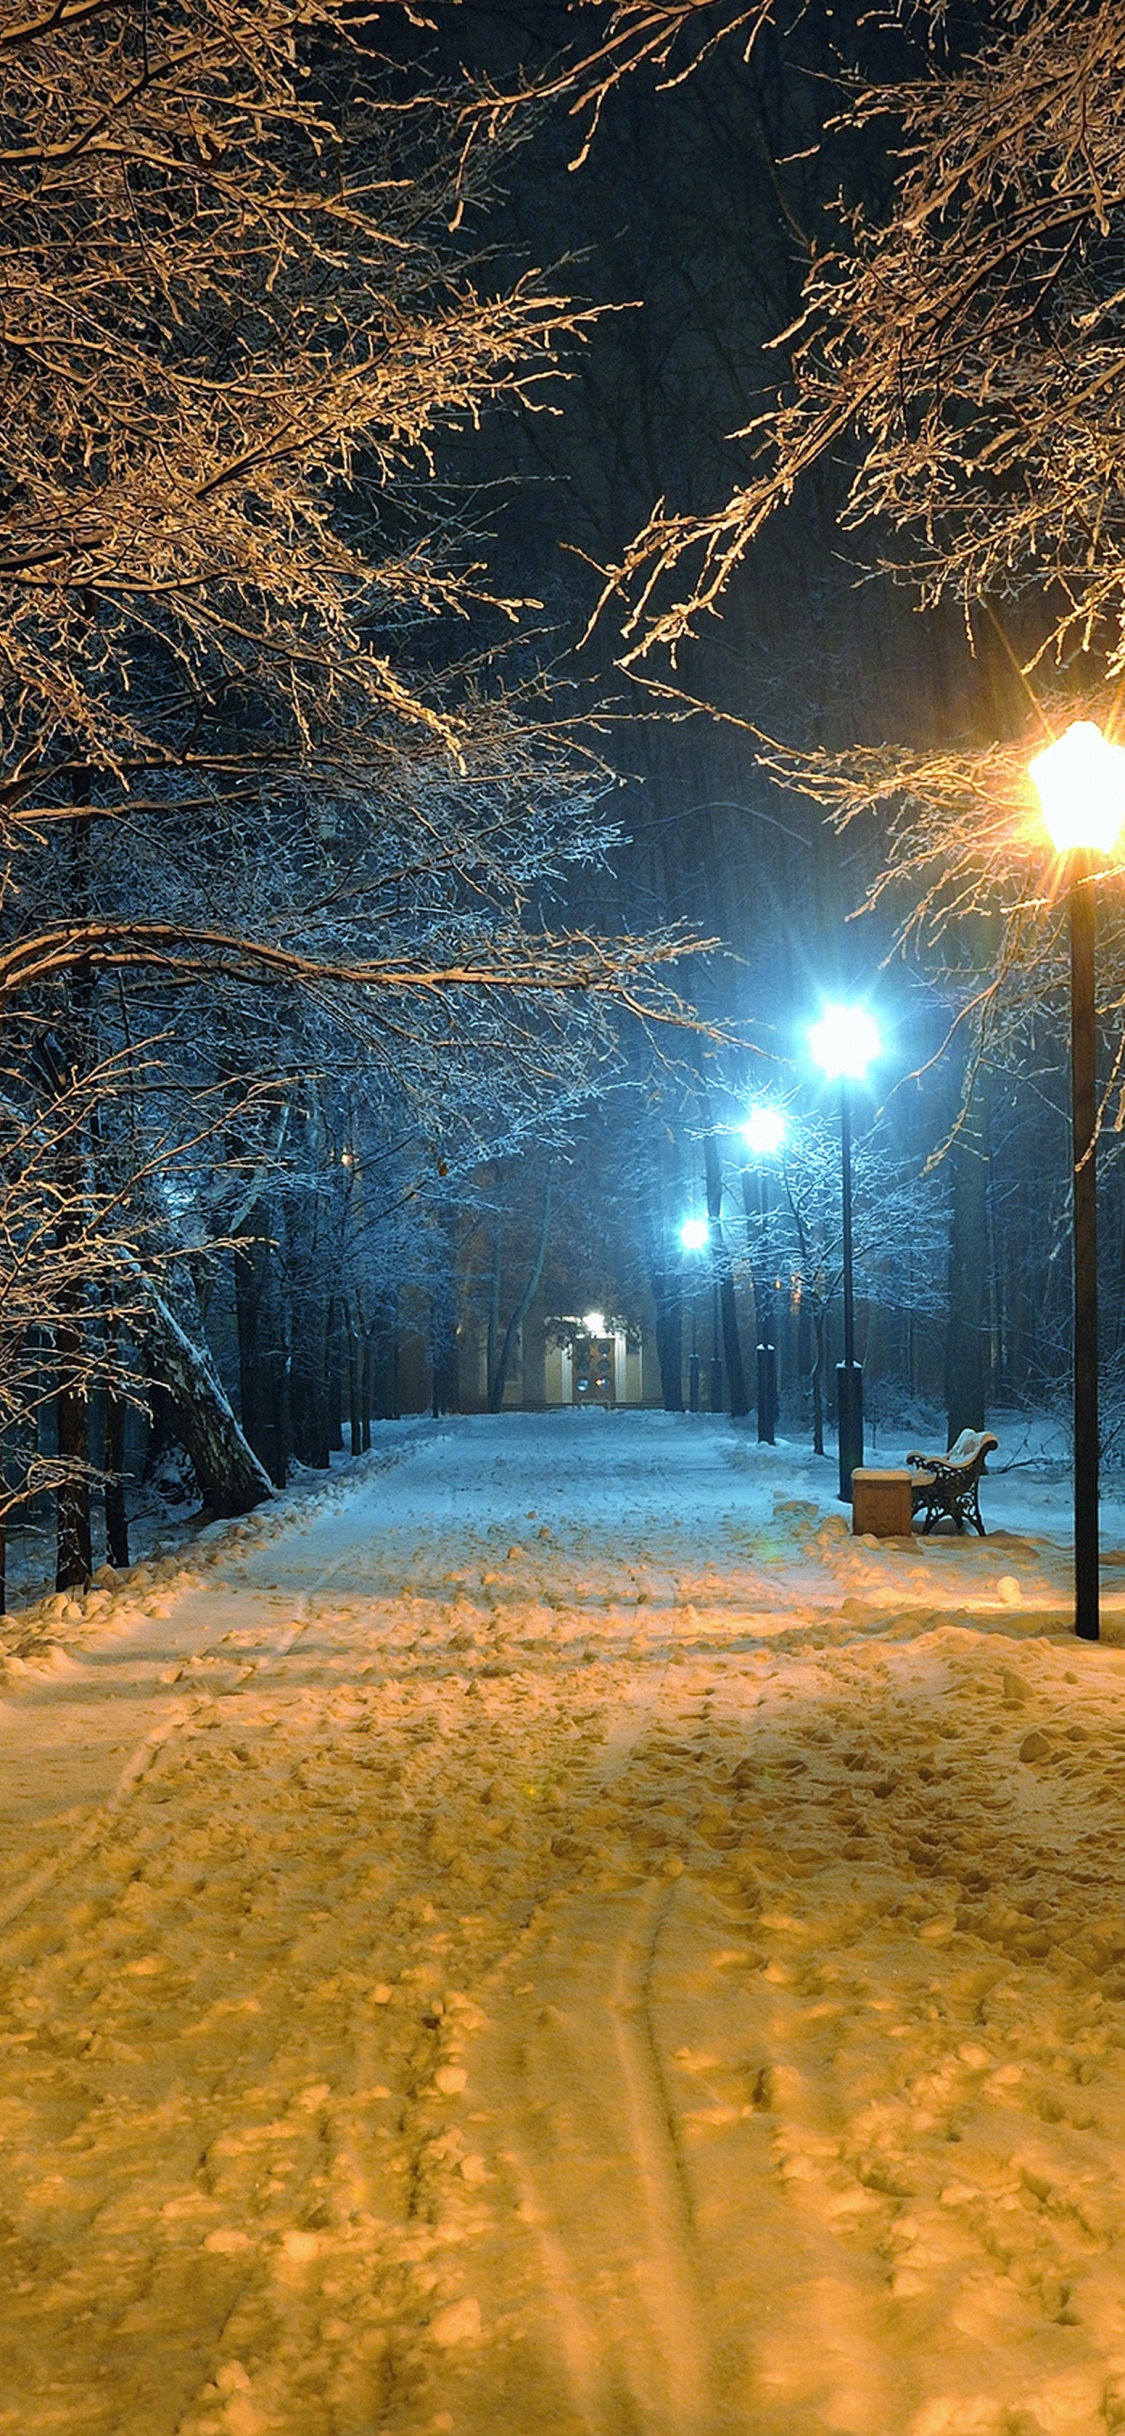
[742,1107,787,1441]
[1029,718,1125,1642]
[742,1107,786,1158]
[679,1215,709,1411]
[807,1003,881,1500]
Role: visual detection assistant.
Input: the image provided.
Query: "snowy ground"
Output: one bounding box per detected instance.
[4,1411,1125,2436]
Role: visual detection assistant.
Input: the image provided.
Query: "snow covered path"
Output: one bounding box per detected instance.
[4,1413,1125,2436]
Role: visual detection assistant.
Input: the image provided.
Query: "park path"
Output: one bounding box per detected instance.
[0,1414,1123,2436]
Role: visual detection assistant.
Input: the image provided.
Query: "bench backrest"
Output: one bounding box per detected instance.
[906,1430,999,1475]
[942,1430,998,1472]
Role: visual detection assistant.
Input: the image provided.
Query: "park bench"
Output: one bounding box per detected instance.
[904,1428,999,1536]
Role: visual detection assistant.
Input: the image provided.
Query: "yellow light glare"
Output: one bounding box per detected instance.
[1029,719,1125,856]
[807,1004,881,1082]
[743,1106,786,1156]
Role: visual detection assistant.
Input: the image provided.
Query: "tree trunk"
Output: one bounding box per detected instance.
[233,1198,290,1486]
[291,1294,331,1467]
[810,1302,827,1459]
[946,1065,993,1443]
[371,1308,399,1421]
[104,1380,130,1568]
[327,1305,344,1451]
[796,1287,813,1424]
[145,1278,272,1515]
[487,1224,501,1399]
[55,1336,92,1589]
[703,1123,749,1417]
[142,1383,175,1482]
[345,1307,364,1456]
[640,1134,684,1410]
[654,1287,683,1412]
[430,1212,460,1415]
[489,1173,552,1413]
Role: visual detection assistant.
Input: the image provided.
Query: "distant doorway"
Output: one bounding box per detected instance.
[573,1332,616,1408]
[543,1316,647,1407]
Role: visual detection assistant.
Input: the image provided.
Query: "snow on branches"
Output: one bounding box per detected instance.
[0,0,704,1025]
[590,2,1125,677]
[456,1,777,173]
[0,0,587,775]
[0,1,714,1563]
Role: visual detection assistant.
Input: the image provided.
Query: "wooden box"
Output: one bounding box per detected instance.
[851,1467,915,1537]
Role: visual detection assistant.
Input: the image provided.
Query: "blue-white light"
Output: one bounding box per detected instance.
[807,1004,881,1082]
[742,1106,786,1156]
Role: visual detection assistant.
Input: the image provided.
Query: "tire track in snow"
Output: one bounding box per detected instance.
[603,1875,713,2432]
[454,1686,749,2436]
[463,1883,715,2436]
[0,1698,193,1931]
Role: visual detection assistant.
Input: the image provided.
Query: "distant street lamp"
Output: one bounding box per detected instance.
[679,1215,709,1412]
[742,1106,787,1442]
[1029,718,1125,1642]
[807,1003,881,1500]
[742,1107,786,1158]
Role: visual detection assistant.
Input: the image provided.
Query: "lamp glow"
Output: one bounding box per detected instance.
[582,1309,606,1338]
[1029,719,1125,856]
[807,1004,881,1082]
[743,1107,786,1156]
[680,1217,709,1252]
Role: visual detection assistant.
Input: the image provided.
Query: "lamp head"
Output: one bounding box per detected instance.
[743,1106,786,1156]
[807,1003,881,1082]
[679,1216,709,1253]
[582,1309,606,1338]
[1029,719,1125,856]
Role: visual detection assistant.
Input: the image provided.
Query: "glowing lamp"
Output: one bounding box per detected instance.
[679,1217,709,1252]
[743,1106,786,1156]
[807,1004,881,1083]
[582,1310,606,1337]
[1029,719,1125,856]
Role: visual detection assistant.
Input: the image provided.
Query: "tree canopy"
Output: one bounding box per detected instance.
[0,0,714,1558]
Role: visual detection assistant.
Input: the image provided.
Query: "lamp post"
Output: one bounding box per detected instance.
[680,1215,708,1412]
[742,1106,786,1443]
[1028,719,1125,1643]
[807,1004,881,1501]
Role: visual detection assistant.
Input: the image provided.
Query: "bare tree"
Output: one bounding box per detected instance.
[0,0,718,1573]
[551,0,1125,1241]
[578,5,1125,672]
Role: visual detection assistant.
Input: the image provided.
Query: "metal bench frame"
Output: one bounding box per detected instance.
[904,1429,999,1536]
